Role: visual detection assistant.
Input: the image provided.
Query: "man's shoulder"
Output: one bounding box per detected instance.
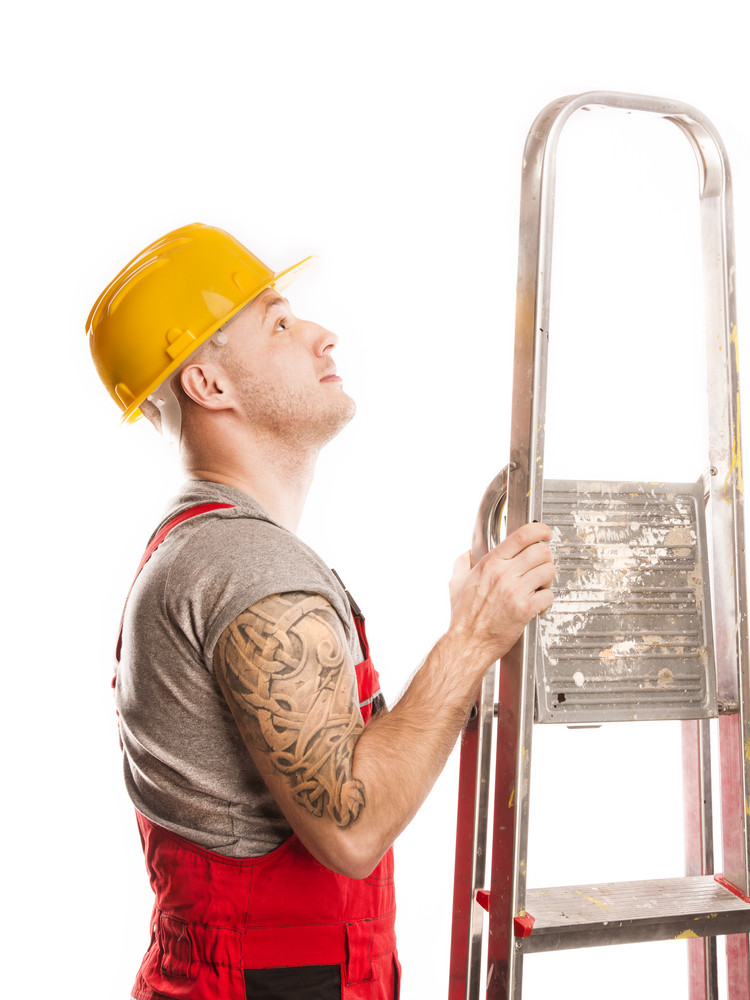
[126,482,357,670]
[159,479,276,531]
[170,507,309,580]
[154,480,307,564]
[154,482,353,639]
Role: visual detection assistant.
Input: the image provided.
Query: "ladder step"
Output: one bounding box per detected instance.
[517,875,750,953]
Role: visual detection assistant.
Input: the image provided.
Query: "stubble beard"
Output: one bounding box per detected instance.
[234,368,357,451]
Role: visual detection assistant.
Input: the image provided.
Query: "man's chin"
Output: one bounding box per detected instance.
[332,394,357,434]
[320,394,356,445]
[343,393,357,421]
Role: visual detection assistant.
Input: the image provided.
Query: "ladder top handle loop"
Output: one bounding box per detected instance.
[526,90,730,201]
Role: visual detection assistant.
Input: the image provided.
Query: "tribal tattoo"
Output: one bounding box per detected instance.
[213,593,366,827]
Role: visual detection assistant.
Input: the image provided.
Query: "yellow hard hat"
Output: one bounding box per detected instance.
[86,223,313,422]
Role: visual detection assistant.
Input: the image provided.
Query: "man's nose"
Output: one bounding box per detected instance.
[310,323,338,356]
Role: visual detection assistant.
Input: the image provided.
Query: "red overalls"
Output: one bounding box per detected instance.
[116,504,400,1000]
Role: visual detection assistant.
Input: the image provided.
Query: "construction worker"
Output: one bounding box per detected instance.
[87,223,555,1000]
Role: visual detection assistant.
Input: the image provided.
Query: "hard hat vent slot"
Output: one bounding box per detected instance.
[232,270,252,295]
[115,382,135,407]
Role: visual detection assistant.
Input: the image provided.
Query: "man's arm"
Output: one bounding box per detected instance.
[213,522,555,878]
[214,592,367,831]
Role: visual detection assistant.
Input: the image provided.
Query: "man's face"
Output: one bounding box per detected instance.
[219,287,356,447]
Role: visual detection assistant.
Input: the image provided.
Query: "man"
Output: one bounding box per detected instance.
[87,223,555,1000]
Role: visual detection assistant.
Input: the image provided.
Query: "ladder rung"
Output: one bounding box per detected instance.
[516,875,750,953]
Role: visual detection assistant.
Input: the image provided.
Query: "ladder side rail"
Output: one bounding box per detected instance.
[449,667,497,1000]
[486,93,565,1000]
[666,111,749,897]
[678,114,744,702]
[683,718,719,999]
[450,469,509,1000]
[487,634,537,1000]
[697,140,749,896]
[687,112,750,994]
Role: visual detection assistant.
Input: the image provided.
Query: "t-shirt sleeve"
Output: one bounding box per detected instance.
[162,515,358,672]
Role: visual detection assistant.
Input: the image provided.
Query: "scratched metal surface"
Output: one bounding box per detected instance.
[536,479,716,723]
[521,875,750,952]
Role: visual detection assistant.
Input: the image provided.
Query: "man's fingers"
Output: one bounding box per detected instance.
[495,522,553,561]
[485,529,555,587]
[524,560,556,595]
[448,521,557,664]
[529,585,555,617]
[515,539,554,577]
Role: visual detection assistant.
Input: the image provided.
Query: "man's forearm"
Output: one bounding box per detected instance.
[350,629,488,871]
[344,522,556,875]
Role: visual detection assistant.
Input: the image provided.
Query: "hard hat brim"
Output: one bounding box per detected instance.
[121,254,316,424]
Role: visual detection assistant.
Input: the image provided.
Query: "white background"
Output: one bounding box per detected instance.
[3,1,749,997]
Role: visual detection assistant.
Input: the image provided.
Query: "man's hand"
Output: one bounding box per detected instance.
[449,551,472,613]
[448,523,555,664]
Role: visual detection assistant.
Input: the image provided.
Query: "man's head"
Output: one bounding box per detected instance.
[168,286,356,452]
[87,223,322,445]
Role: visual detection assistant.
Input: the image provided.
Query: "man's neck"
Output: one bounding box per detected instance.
[182,436,318,533]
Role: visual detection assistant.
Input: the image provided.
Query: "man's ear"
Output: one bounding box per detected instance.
[179,361,233,412]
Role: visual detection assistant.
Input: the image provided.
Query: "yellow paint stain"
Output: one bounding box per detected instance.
[723,324,744,502]
[508,787,515,808]
[575,890,612,910]
[745,740,750,765]
[731,322,740,361]
[675,930,699,940]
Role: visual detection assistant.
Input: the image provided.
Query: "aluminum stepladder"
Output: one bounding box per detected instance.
[448,92,750,1000]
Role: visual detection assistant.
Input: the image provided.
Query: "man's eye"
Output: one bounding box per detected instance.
[275,318,288,332]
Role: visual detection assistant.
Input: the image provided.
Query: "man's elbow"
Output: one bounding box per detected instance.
[326,851,386,882]
[305,828,388,881]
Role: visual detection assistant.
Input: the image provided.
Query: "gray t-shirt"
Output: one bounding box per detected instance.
[116,480,363,858]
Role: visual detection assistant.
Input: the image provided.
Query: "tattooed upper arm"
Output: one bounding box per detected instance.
[213,592,366,829]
